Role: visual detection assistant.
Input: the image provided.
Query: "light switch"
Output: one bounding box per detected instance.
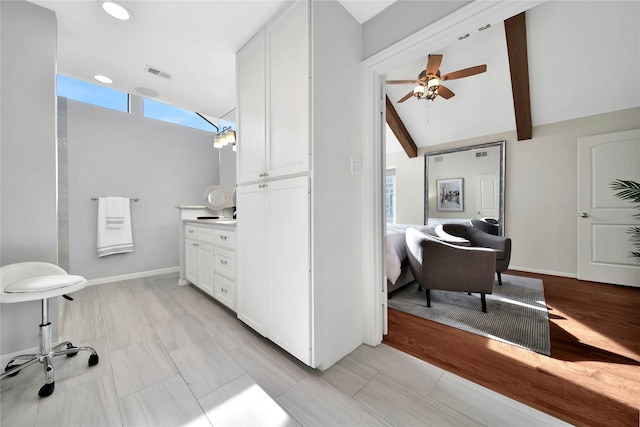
[351,158,362,175]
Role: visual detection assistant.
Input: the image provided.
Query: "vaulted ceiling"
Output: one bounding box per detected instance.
[385,1,640,153]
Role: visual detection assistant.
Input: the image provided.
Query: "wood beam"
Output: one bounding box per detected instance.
[385,96,418,158]
[504,12,532,141]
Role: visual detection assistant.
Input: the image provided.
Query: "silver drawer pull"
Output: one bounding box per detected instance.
[220,235,227,240]
[221,288,228,294]
[188,230,194,234]
[220,260,228,265]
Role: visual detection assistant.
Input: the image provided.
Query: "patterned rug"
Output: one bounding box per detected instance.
[388,274,551,355]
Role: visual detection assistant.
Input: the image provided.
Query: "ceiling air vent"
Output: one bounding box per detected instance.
[144,65,173,80]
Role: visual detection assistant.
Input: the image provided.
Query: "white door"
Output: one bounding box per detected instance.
[198,243,215,295]
[266,0,310,178]
[185,239,199,285]
[236,184,268,334]
[474,173,499,220]
[267,176,311,365]
[577,129,640,287]
[236,29,266,184]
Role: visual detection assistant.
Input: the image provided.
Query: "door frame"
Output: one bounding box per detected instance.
[360,0,545,345]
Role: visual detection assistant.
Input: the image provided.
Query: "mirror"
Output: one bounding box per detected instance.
[424,141,505,235]
[203,185,231,211]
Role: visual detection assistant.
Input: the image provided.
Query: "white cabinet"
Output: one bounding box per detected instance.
[236,184,268,334]
[184,223,236,310]
[236,177,310,362]
[236,0,362,370]
[236,0,309,184]
[236,29,266,183]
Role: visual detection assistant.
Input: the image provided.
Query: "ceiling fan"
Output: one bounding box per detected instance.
[386,54,487,103]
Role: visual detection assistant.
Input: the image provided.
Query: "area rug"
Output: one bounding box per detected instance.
[388,274,551,355]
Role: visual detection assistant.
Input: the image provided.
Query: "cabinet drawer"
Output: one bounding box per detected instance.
[198,226,216,243]
[185,225,198,239]
[214,229,235,248]
[215,248,235,279]
[215,274,235,310]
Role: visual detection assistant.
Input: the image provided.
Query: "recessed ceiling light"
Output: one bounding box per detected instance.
[94,75,113,84]
[100,1,132,21]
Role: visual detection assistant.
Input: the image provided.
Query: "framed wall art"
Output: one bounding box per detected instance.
[437,178,463,211]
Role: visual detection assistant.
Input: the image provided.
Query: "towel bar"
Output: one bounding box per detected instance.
[91,197,140,202]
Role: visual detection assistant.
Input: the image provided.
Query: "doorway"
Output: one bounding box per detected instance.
[360,0,542,345]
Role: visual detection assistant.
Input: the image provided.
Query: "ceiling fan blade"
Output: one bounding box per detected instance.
[397,91,414,103]
[425,54,443,76]
[437,85,455,99]
[386,80,421,85]
[441,64,487,81]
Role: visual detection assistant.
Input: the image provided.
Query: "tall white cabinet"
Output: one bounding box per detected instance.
[236,0,364,370]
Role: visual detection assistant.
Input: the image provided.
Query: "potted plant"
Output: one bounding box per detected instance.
[611,179,640,258]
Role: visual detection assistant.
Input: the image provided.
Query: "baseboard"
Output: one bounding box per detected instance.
[508,266,577,279]
[85,266,180,286]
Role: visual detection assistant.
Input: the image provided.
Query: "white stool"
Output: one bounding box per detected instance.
[0,262,99,397]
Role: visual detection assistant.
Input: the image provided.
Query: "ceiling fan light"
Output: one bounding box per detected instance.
[101,1,132,21]
[427,78,439,90]
[413,85,425,98]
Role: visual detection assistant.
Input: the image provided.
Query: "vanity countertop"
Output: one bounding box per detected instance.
[184,218,236,227]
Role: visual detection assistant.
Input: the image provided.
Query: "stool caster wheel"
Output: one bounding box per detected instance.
[5,361,22,377]
[66,343,78,358]
[38,382,55,397]
[88,354,99,366]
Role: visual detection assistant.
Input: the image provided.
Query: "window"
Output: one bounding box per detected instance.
[56,74,129,112]
[143,99,217,133]
[386,168,396,224]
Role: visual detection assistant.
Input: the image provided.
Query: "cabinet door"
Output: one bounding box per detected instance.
[236,184,268,335]
[267,0,310,178]
[185,239,199,285]
[198,242,215,296]
[237,29,266,184]
[267,176,311,364]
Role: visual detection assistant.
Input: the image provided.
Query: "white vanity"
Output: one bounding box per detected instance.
[177,185,237,311]
[183,220,236,311]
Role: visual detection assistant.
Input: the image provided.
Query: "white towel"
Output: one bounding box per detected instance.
[97,197,133,257]
[106,196,125,228]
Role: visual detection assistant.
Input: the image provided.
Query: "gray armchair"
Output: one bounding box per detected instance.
[442,223,512,286]
[405,227,496,312]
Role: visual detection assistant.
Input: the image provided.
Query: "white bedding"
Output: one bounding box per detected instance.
[386,224,432,284]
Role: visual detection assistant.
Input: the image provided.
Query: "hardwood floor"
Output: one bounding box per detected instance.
[1,272,568,426]
[384,271,640,427]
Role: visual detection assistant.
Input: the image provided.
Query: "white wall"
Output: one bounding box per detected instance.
[362,0,470,59]
[64,96,220,280]
[1,0,59,354]
[311,0,364,369]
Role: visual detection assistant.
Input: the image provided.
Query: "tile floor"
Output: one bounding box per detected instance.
[0,273,570,426]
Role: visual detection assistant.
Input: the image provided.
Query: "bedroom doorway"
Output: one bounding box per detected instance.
[360,0,543,345]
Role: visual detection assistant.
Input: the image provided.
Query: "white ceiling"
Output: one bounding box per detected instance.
[29,0,396,122]
[27,0,639,146]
